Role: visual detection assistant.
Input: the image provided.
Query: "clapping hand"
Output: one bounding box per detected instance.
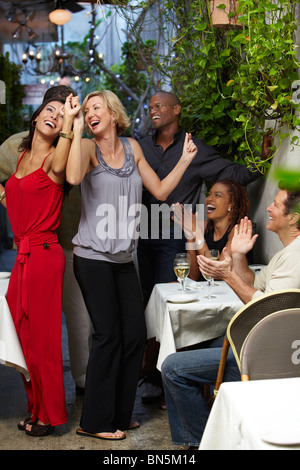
[197,247,233,281]
[172,203,198,240]
[231,216,258,256]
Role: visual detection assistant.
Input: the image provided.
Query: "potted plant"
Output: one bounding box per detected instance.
[100,1,129,4]
[209,0,242,28]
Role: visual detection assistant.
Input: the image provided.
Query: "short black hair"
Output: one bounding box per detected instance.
[153,90,180,106]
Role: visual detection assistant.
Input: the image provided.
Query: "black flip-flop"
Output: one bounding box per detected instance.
[125,422,140,430]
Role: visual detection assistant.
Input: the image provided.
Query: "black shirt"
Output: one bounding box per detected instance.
[205,227,231,253]
[139,127,260,212]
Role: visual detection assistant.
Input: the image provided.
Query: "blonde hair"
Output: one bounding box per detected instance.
[82,90,131,135]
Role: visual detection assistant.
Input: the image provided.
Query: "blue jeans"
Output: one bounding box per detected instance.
[161,336,240,447]
[137,234,186,305]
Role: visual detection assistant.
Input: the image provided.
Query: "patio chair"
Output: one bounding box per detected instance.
[240,308,300,381]
[212,289,300,401]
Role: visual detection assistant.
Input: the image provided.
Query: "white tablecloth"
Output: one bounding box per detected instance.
[199,378,300,450]
[0,275,30,381]
[145,280,243,370]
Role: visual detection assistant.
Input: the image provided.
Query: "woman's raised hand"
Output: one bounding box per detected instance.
[172,203,199,240]
[182,133,197,163]
[63,93,81,120]
[64,94,84,135]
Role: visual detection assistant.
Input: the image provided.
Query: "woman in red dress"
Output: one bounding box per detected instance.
[2,93,80,436]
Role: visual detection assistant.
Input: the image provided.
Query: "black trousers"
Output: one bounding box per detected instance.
[74,255,146,433]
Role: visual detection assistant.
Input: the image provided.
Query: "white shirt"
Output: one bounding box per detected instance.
[252,235,300,299]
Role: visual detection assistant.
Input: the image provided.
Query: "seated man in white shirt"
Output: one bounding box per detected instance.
[161,188,300,449]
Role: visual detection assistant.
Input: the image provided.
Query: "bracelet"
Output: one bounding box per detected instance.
[0,190,5,202]
[59,131,74,140]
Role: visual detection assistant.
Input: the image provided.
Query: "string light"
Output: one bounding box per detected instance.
[20,8,104,83]
[49,9,72,26]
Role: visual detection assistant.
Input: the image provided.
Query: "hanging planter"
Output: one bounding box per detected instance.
[96,1,129,4]
[209,0,242,28]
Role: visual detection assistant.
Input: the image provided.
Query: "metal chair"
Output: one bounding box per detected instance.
[240,308,300,381]
[212,289,300,400]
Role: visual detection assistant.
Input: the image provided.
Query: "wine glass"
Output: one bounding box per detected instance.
[173,253,191,292]
[202,249,219,299]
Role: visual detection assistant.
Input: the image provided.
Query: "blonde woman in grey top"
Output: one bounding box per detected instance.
[66,90,197,441]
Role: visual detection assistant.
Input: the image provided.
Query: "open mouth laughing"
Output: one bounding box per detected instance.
[44,120,56,129]
[90,119,100,129]
[206,204,216,214]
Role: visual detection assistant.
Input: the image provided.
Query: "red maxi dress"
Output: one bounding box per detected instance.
[5,151,67,427]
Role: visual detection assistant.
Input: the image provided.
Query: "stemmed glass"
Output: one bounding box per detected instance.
[201,249,219,299]
[173,253,191,292]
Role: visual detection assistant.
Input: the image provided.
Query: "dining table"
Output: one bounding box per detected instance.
[199,377,300,450]
[0,272,30,381]
[144,278,243,370]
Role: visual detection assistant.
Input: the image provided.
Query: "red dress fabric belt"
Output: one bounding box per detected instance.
[14,231,58,322]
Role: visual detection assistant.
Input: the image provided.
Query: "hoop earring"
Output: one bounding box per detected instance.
[31,120,36,128]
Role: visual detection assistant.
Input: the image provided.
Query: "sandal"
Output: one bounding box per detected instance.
[76,427,126,441]
[125,421,140,430]
[18,416,36,431]
[25,422,54,437]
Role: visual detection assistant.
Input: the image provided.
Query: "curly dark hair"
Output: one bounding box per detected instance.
[205,180,249,233]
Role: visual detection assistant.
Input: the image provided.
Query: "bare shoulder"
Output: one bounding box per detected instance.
[126,137,144,162]
[126,137,140,150]
[82,138,99,171]
[82,137,95,150]
[82,138,97,158]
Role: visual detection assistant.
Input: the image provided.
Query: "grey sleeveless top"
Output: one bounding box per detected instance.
[72,137,143,263]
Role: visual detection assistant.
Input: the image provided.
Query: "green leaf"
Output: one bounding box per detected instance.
[273,168,300,191]
[236,114,247,122]
[206,136,219,146]
[232,33,247,43]
[194,23,208,31]
[279,78,292,90]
